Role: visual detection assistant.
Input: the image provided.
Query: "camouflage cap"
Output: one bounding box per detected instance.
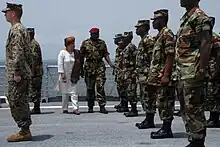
[27,28,35,33]
[151,9,168,20]
[113,33,124,39]
[124,31,133,37]
[2,2,22,13]
[135,20,150,27]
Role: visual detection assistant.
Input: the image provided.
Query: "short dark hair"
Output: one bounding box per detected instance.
[14,8,23,19]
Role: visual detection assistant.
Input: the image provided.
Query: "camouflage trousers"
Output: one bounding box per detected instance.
[146,85,174,121]
[139,83,150,111]
[85,72,106,107]
[31,76,42,103]
[7,80,32,128]
[205,80,220,112]
[178,79,206,141]
[116,78,127,102]
[123,78,137,105]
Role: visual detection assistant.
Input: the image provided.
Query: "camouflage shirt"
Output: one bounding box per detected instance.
[176,7,211,80]
[30,39,43,77]
[136,34,154,82]
[5,23,32,81]
[114,47,123,78]
[80,38,110,74]
[207,32,220,79]
[148,27,175,86]
[121,43,137,79]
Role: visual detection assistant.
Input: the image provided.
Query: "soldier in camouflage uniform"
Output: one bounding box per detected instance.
[27,28,44,115]
[2,2,33,142]
[80,27,114,114]
[113,34,129,112]
[176,0,212,146]
[133,20,156,128]
[205,17,220,128]
[147,9,175,139]
[120,31,138,117]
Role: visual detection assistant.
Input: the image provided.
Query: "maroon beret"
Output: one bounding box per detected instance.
[89,27,99,33]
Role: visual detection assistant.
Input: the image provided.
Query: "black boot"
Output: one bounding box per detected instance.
[135,113,155,129]
[88,107,94,113]
[30,102,41,115]
[124,103,138,117]
[88,100,94,113]
[114,102,122,110]
[185,139,205,147]
[116,101,129,113]
[151,121,173,139]
[100,106,108,114]
[206,112,220,128]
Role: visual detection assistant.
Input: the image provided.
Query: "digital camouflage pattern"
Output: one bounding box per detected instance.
[205,32,220,112]
[176,7,211,141]
[136,34,154,110]
[80,38,109,106]
[121,43,137,104]
[5,22,32,128]
[148,27,175,86]
[114,47,127,102]
[30,39,43,103]
[5,23,32,81]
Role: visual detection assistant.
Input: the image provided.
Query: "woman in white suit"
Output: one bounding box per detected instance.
[57,36,80,115]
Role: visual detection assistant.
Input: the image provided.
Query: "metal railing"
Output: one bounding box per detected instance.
[0,65,120,103]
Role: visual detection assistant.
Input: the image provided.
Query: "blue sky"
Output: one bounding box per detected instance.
[0,0,219,60]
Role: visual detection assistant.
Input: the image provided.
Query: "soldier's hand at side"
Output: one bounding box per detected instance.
[14,75,21,83]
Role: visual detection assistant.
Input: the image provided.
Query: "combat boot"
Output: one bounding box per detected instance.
[100,106,108,114]
[88,107,94,113]
[151,121,173,139]
[135,113,155,129]
[185,139,205,147]
[114,100,122,110]
[206,112,220,128]
[116,101,129,113]
[30,102,41,115]
[88,100,94,113]
[7,128,32,142]
[124,103,138,117]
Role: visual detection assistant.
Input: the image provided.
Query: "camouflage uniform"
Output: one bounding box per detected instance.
[121,42,137,105]
[80,38,109,107]
[205,32,220,112]
[115,47,126,101]
[134,20,155,112]
[27,28,43,105]
[176,7,211,142]
[114,34,128,111]
[147,10,175,139]
[147,27,175,122]
[5,22,32,128]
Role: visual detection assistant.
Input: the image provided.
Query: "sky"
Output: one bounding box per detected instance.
[0,0,219,61]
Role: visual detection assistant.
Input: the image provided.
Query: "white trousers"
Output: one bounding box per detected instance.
[61,85,79,111]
